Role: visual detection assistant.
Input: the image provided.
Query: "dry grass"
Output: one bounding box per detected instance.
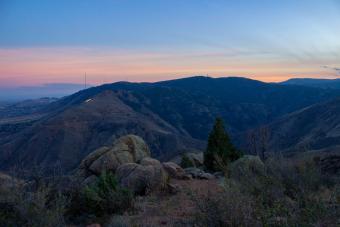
[126,179,223,226]
[0,175,68,227]
[192,156,340,227]
[1,156,338,227]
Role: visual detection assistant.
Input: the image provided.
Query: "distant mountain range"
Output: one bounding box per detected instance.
[281,78,340,89]
[0,83,89,101]
[0,97,57,119]
[1,76,340,172]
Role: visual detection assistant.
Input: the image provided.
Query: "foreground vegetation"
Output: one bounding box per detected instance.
[1,154,338,227]
[0,171,135,226]
[193,155,339,227]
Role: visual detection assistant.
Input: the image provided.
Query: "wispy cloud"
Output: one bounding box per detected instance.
[321,65,340,75]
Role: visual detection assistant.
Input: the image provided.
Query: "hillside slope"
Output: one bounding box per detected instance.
[265,98,340,153]
[0,90,203,171]
[1,76,339,172]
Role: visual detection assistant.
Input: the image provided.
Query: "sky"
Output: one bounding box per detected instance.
[1,0,340,87]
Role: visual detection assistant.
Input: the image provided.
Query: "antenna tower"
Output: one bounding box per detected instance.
[84,72,87,89]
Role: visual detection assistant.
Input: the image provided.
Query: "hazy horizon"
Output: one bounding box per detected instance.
[1,0,340,87]
[1,75,340,101]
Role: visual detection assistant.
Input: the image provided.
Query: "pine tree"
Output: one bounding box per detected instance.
[204,117,241,171]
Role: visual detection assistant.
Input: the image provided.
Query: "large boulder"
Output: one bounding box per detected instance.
[116,160,168,195]
[77,135,151,178]
[140,157,161,166]
[79,146,110,170]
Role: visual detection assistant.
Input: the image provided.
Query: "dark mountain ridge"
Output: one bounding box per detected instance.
[281,78,340,89]
[1,76,340,172]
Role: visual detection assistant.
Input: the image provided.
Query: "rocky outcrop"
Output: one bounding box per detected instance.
[77,135,150,179]
[116,158,168,195]
[76,135,170,195]
[75,135,217,196]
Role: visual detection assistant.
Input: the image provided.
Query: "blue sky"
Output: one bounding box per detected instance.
[1,0,340,86]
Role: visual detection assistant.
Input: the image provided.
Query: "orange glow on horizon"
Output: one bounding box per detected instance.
[0,47,338,86]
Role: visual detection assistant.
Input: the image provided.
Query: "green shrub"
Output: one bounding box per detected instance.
[69,171,134,219]
[180,154,194,168]
[0,179,67,227]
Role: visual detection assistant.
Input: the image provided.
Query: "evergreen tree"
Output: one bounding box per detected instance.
[204,117,241,171]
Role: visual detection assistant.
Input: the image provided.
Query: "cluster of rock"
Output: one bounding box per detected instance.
[184,167,216,180]
[75,135,216,195]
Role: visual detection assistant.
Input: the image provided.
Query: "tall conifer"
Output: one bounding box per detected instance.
[204,117,241,171]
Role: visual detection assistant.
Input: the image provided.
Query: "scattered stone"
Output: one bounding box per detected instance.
[184,167,215,180]
[200,173,215,180]
[162,162,186,179]
[184,167,203,176]
[213,171,224,178]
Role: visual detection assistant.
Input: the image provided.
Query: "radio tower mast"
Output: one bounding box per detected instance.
[84,72,87,89]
